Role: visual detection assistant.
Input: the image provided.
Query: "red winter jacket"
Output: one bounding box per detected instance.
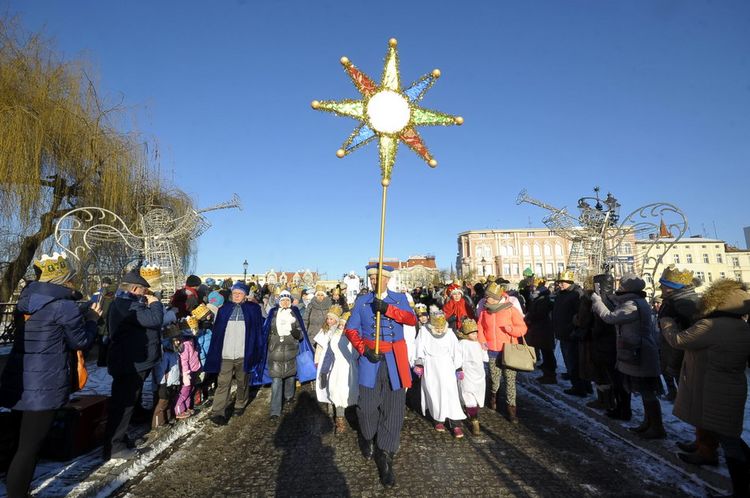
[443,297,474,331]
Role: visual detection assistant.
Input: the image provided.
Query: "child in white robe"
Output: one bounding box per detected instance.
[414,312,466,438]
[314,306,358,434]
[457,319,488,435]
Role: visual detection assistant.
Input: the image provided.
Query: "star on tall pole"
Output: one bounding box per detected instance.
[312,38,463,353]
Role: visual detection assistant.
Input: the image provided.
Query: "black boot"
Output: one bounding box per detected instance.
[357,432,374,460]
[374,447,396,488]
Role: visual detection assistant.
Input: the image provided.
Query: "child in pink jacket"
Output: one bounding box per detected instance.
[174,320,202,419]
[477,282,527,422]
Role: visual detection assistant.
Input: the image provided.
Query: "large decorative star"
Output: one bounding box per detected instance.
[312,38,463,182]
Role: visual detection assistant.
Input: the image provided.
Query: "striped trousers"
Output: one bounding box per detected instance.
[357,360,406,453]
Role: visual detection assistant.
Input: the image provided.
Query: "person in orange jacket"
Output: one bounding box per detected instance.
[477,282,527,422]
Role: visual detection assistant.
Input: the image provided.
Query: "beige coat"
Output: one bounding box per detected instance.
[661,316,750,437]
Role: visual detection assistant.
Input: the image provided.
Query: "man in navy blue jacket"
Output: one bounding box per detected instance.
[103,269,164,461]
[204,282,263,425]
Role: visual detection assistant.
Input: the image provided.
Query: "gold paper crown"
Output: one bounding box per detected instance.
[660,265,694,286]
[341,311,352,323]
[485,282,505,298]
[557,270,576,283]
[186,316,198,332]
[34,252,72,283]
[461,318,478,334]
[328,304,344,317]
[140,265,162,279]
[430,313,447,330]
[191,303,211,321]
[315,283,327,293]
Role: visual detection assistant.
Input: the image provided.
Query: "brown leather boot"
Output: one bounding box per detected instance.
[489,394,497,411]
[507,405,518,424]
[335,416,347,434]
[470,417,481,436]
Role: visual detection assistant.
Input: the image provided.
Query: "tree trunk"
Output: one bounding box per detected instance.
[0,204,70,302]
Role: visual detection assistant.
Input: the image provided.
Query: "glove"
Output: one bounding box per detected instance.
[456,370,465,381]
[182,373,192,386]
[591,292,602,304]
[363,346,384,363]
[447,315,457,325]
[413,365,424,377]
[372,298,389,315]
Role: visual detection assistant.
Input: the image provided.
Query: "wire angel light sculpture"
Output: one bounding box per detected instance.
[54,194,241,296]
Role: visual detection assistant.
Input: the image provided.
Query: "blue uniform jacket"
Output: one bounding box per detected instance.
[346,290,414,390]
[204,301,264,375]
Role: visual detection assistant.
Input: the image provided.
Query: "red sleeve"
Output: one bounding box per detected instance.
[384,304,417,326]
[507,308,528,337]
[443,300,455,317]
[345,328,365,354]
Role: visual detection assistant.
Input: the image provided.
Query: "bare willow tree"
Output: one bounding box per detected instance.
[0,18,192,301]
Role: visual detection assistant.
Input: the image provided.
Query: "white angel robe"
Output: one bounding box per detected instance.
[415,326,466,422]
[314,327,359,408]
[458,339,489,408]
[404,324,417,367]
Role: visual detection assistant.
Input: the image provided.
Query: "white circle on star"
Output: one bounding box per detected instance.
[366,90,411,134]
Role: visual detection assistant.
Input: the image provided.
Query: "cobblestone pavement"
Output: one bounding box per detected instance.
[114,379,706,498]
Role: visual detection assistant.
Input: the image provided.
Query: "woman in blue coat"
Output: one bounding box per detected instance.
[0,253,100,498]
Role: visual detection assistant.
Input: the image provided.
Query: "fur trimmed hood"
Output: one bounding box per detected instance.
[699,279,750,317]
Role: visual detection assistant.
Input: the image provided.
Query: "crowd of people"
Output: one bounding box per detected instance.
[1,253,749,496]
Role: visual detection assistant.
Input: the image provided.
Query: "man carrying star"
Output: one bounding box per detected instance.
[345,263,416,488]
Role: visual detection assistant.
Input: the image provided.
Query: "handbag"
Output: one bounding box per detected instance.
[69,350,88,391]
[501,335,537,372]
[295,335,317,383]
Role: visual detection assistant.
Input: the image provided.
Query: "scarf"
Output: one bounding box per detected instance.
[486,301,512,313]
[276,307,295,337]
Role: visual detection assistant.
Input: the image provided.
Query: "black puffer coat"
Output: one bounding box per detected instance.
[525,288,554,350]
[658,286,700,377]
[266,307,303,379]
[552,284,584,341]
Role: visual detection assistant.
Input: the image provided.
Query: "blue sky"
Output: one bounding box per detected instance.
[8,0,750,278]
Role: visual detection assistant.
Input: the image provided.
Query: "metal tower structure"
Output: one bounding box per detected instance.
[517,187,688,289]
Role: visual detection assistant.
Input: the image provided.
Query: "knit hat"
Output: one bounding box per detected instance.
[205,277,216,287]
[617,273,646,293]
[450,287,464,296]
[208,290,225,308]
[232,282,249,295]
[186,275,201,287]
[279,290,292,302]
[34,252,75,285]
[659,265,693,290]
[523,267,534,278]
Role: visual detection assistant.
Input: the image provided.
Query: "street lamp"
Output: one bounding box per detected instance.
[243,259,248,283]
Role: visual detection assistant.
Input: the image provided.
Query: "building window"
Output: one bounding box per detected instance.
[503,263,511,275]
[623,242,632,255]
[686,254,693,264]
[523,245,530,256]
[544,244,552,257]
[673,254,680,264]
[506,245,515,257]
[527,232,534,237]
[557,262,564,273]
[513,263,519,275]
[707,272,713,283]
[733,257,740,267]
[555,244,563,257]
[716,254,723,264]
[720,272,725,279]
[701,245,706,249]
[695,271,705,282]
[535,263,543,275]
[533,244,541,257]
[546,263,553,276]
[480,233,486,238]
[703,254,709,264]
[736,272,742,282]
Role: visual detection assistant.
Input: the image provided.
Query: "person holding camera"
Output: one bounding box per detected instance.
[103,268,164,461]
[591,273,665,439]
